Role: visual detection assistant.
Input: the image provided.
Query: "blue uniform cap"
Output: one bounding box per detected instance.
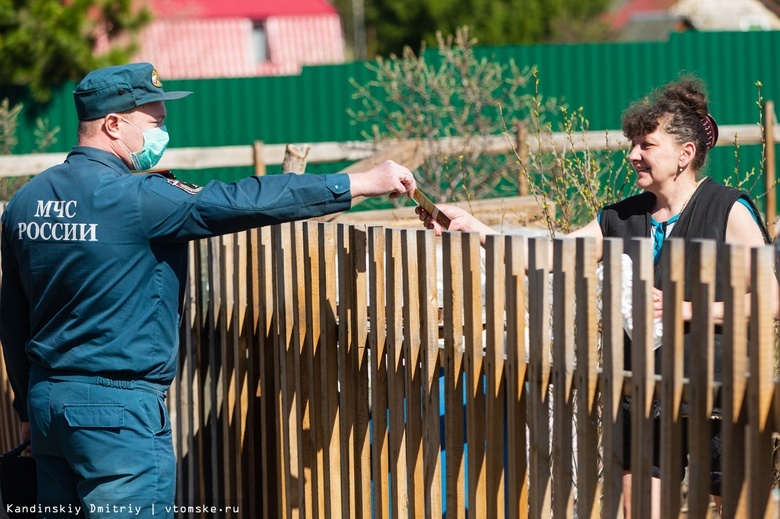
[73,62,192,121]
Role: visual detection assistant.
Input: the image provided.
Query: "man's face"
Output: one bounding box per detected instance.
[118,101,167,153]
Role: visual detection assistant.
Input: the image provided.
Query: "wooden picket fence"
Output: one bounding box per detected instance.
[166,222,780,518]
[2,220,780,518]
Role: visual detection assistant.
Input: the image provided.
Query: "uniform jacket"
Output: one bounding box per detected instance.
[0,146,352,420]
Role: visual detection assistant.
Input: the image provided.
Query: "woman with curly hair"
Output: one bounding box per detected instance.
[418,74,774,517]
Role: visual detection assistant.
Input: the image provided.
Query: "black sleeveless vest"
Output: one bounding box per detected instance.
[599,177,771,302]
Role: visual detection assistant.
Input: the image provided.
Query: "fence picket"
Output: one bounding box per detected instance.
[722,243,749,518]
[352,226,372,519]
[528,236,552,518]
[386,228,409,517]
[319,223,343,517]
[234,231,250,509]
[505,235,529,518]
[303,222,326,517]
[206,236,224,505]
[254,226,279,517]
[749,245,775,517]
[442,232,466,519]
[419,230,443,518]
[273,224,299,517]
[220,233,238,506]
[463,232,487,519]
[688,240,717,516]
[290,222,316,517]
[659,238,686,518]
[369,227,390,519]
[401,229,425,518]
[552,238,575,518]
[484,235,506,518]
[629,237,655,519]
[575,237,600,519]
[601,238,625,518]
[337,224,357,518]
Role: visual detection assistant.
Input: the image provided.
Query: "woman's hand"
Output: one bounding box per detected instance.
[415,204,498,246]
[652,288,693,321]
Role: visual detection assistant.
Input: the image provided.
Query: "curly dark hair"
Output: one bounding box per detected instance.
[621,74,712,170]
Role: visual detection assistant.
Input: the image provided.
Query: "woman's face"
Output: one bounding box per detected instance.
[627,124,685,193]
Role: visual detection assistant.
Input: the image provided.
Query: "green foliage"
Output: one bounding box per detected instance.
[365,0,614,57]
[0,97,60,200]
[0,98,22,156]
[350,27,561,203]
[506,69,637,235]
[351,27,634,234]
[0,0,152,102]
[727,81,769,197]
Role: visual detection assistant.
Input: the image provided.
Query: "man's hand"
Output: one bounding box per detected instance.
[347,161,416,200]
[21,421,31,453]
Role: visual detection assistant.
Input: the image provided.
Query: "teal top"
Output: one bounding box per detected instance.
[649,197,758,260]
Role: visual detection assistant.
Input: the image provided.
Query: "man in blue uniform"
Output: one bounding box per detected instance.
[0,62,416,518]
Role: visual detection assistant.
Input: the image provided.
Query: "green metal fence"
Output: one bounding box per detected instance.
[1,31,777,188]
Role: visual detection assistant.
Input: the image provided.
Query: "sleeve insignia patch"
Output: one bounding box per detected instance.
[166,178,203,194]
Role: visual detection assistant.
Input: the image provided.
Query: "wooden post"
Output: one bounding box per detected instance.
[763,102,776,235]
[253,140,266,176]
[282,144,311,174]
[516,123,529,196]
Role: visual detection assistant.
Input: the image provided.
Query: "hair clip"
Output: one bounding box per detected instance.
[702,113,718,149]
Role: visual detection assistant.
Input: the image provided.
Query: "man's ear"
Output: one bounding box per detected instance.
[103,114,122,138]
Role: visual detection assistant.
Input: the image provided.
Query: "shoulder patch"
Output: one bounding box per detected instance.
[166,178,203,194]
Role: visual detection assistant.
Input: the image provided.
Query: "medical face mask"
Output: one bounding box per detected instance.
[119,117,169,171]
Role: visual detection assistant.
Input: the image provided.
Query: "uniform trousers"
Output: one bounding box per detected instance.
[28,365,175,519]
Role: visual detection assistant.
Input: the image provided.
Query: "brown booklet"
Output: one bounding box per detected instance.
[412,188,451,230]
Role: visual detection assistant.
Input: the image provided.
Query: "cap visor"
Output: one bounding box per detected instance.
[161,91,192,100]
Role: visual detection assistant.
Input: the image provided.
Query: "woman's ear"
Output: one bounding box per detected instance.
[679,141,696,169]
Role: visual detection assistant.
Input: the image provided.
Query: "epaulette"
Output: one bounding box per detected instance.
[144,169,176,179]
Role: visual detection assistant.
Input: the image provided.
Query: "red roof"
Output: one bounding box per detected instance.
[146,0,338,20]
[130,15,345,79]
[608,0,678,28]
